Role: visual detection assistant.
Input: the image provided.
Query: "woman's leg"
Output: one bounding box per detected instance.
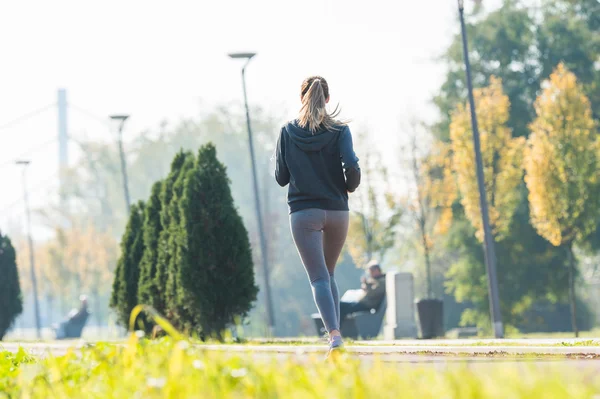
[323,210,350,329]
[290,209,339,334]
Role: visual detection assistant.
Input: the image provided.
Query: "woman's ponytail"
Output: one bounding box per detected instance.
[298,79,327,133]
[298,76,345,134]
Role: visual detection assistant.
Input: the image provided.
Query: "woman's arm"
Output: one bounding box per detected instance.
[275,128,290,187]
[339,126,361,192]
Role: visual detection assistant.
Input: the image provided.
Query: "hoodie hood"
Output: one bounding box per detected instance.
[284,120,338,152]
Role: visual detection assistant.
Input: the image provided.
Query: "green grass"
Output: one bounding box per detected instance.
[1,336,600,398]
[558,339,600,347]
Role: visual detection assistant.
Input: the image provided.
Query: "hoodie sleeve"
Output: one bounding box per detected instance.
[340,126,361,192]
[275,127,290,187]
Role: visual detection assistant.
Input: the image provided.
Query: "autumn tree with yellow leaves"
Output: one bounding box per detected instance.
[449,77,525,242]
[524,64,599,337]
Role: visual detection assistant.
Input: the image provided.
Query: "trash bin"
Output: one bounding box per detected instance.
[416,298,444,339]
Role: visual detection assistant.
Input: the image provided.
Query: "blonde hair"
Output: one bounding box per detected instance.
[298,76,345,134]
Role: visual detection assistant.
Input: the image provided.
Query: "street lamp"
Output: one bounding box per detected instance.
[228,52,276,332]
[15,160,42,339]
[110,114,132,214]
[457,0,504,338]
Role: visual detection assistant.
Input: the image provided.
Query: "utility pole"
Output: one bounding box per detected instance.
[457,0,504,338]
[53,88,69,325]
[15,160,42,339]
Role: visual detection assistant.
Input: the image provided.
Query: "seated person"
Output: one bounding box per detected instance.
[54,295,90,339]
[339,261,386,322]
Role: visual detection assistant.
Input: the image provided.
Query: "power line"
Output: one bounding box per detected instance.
[0,104,56,131]
[69,103,111,128]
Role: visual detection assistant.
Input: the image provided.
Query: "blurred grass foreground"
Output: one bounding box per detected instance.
[2,335,600,398]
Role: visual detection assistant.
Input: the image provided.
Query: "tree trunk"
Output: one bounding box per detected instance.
[568,246,579,338]
[423,236,433,299]
[420,220,433,299]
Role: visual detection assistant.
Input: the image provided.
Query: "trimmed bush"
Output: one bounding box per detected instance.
[110,201,145,328]
[0,231,23,340]
[156,151,195,326]
[155,152,193,314]
[175,143,258,337]
[137,181,164,314]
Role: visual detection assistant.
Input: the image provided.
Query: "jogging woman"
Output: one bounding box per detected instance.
[274,76,361,354]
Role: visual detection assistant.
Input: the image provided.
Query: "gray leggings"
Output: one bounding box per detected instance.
[290,209,349,333]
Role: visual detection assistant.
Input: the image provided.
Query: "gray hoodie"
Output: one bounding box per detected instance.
[275,120,360,214]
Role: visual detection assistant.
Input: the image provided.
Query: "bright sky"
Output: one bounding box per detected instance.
[0,0,502,238]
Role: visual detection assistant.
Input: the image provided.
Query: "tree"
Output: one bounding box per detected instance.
[434,1,600,141]
[175,143,258,337]
[442,78,571,333]
[0,231,23,340]
[159,152,195,326]
[346,132,403,266]
[444,200,573,332]
[110,202,146,328]
[431,0,600,333]
[524,64,599,337]
[404,124,458,299]
[149,151,193,320]
[137,181,164,314]
[410,144,435,299]
[450,77,525,242]
[422,142,458,237]
[537,1,600,120]
[434,2,538,140]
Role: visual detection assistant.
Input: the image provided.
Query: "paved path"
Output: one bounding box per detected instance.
[2,338,599,358]
[204,344,600,356]
[2,341,600,375]
[251,337,600,346]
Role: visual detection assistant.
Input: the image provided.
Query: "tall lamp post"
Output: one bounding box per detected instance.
[15,160,42,339]
[110,114,132,214]
[457,0,504,338]
[229,52,275,332]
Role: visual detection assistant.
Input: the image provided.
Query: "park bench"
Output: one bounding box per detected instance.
[311,297,387,340]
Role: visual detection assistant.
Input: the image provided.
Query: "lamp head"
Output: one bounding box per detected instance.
[228,52,257,60]
[110,114,130,122]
